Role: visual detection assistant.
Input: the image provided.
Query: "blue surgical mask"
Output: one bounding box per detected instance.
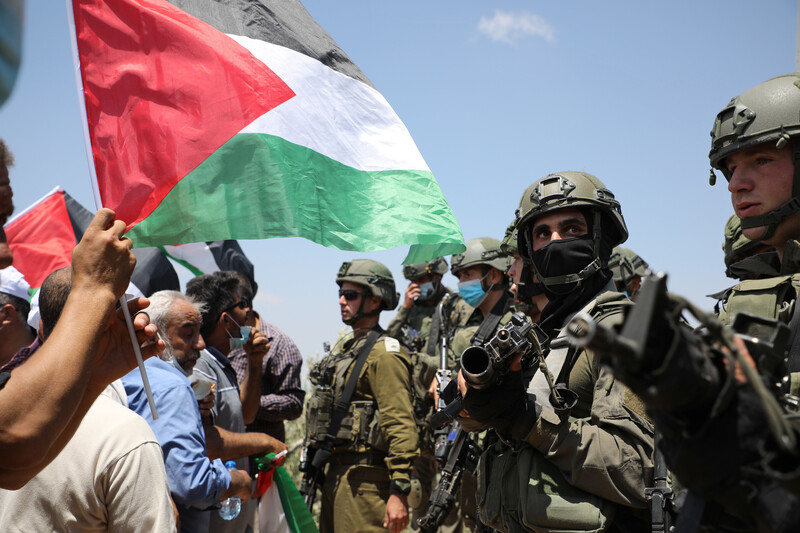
[418,281,435,301]
[458,278,487,307]
[226,314,252,351]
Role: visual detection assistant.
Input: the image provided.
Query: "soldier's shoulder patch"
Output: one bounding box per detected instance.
[384,338,401,352]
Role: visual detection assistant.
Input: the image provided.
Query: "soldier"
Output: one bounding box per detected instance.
[449,238,515,364]
[457,171,654,532]
[385,257,472,529]
[307,259,419,533]
[502,221,548,323]
[591,74,800,532]
[387,257,472,357]
[607,247,651,301]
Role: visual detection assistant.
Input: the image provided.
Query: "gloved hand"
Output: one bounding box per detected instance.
[461,370,540,440]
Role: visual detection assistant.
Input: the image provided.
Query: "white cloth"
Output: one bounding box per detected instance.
[0,382,175,532]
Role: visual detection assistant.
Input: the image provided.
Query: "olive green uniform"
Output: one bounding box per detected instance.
[386,288,474,357]
[477,288,654,532]
[316,331,420,533]
[386,289,473,526]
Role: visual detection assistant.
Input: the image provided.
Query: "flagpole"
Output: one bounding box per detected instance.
[66,0,158,419]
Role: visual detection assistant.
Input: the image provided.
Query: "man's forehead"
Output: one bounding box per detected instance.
[533,207,586,227]
[169,299,202,326]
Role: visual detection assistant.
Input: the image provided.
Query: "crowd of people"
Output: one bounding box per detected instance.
[2,71,800,533]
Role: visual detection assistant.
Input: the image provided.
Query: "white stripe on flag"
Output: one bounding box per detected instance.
[233,35,429,173]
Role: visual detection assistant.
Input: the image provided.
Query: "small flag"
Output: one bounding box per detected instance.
[255,451,318,533]
[69,0,464,263]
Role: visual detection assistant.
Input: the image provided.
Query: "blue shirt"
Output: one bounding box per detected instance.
[121,357,230,530]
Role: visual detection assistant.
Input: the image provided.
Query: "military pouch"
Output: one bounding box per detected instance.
[477,442,615,533]
[717,275,797,328]
[344,400,377,445]
[363,406,390,453]
[305,387,334,442]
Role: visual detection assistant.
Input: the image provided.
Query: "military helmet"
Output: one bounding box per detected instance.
[450,237,510,275]
[709,74,800,176]
[608,247,649,285]
[337,259,399,310]
[516,171,628,260]
[709,74,800,240]
[500,221,519,256]
[723,214,761,270]
[402,257,448,280]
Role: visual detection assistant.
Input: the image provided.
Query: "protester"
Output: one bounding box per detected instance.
[0,267,176,531]
[121,288,253,533]
[149,288,285,533]
[227,273,304,446]
[0,208,162,489]
[0,266,34,367]
[0,139,14,269]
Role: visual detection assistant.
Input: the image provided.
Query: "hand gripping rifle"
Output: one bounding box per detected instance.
[564,273,800,530]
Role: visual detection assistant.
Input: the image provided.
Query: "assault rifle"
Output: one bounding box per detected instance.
[416,297,477,531]
[417,426,482,532]
[564,272,799,530]
[298,341,333,510]
[430,312,552,429]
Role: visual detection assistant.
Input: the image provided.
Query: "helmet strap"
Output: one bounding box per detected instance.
[343,290,380,325]
[534,210,607,290]
[739,143,800,241]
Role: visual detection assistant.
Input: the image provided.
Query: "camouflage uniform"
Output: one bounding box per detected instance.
[464,172,654,532]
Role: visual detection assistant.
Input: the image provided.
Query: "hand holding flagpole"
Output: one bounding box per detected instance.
[67,0,159,419]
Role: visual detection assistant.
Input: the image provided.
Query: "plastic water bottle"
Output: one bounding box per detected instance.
[219,461,242,520]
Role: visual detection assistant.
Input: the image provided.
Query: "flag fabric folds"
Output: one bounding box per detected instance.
[4,188,180,295]
[69,0,464,263]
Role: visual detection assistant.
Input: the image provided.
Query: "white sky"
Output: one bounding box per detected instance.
[0,0,797,360]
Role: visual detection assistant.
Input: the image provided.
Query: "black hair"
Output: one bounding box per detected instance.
[185,271,241,338]
[39,267,72,340]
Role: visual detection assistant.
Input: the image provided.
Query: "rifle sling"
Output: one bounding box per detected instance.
[472,292,509,347]
[328,330,381,440]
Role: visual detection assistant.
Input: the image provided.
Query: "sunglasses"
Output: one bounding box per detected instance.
[338,289,362,301]
[224,297,251,312]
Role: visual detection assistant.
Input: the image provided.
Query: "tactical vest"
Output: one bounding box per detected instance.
[476,288,630,533]
[305,339,389,453]
[306,335,432,454]
[716,274,800,330]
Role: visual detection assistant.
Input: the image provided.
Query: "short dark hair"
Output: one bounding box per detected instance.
[185,271,241,338]
[39,267,72,340]
[0,293,30,324]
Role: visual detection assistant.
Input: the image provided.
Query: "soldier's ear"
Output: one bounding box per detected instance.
[367,295,382,313]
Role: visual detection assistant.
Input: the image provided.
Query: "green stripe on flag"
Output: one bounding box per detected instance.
[274,466,318,533]
[126,133,464,259]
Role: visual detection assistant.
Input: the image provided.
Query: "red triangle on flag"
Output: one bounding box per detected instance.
[5,190,76,289]
[72,0,295,230]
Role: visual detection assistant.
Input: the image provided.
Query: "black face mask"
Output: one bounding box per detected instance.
[531,234,596,295]
[516,263,545,302]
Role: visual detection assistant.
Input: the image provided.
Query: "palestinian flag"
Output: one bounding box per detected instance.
[255,451,318,533]
[69,0,464,263]
[161,240,258,293]
[4,188,179,295]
